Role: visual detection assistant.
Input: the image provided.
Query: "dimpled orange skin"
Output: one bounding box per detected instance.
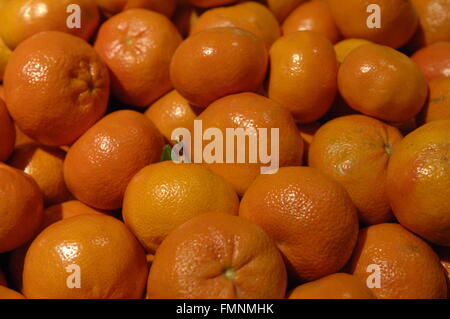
[196,92,304,196]
[419,77,450,124]
[0,0,100,50]
[328,0,418,49]
[8,143,73,206]
[268,31,338,123]
[63,110,164,211]
[239,167,359,282]
[412,42,450,83]
[265,0,306,22]
[4,31,110,147]
[386,121,450,246]
[0,286,25,299]
[309,115,403,225]
[187,0,237,8]
[23,215,148,299]
[338,43,428,123]
[411,0,450,47]
[147,213,287,299]
[350,223,448,299]
[145,90,198,145]
[0,98,15,162]
[123,162,239,253]
[94,9,182,108]
[0,164,43,253]
[191,1,281,49]
[8,200,107,292]
[170,27,268,107]
[288,273,375,299]
[282,0,341,44]
[95,0,176,17]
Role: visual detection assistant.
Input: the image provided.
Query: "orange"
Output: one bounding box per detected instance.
[328,0,419,49]
[123,161,239,253]
[0,0,100,50]
[187,0,237,8]
[350,223,447,299]
[419,77,450,124]
[0,36,11,81]
[411,0,450,47]
[147,213,287,299]
[239,166,358,282]
[412,42,450,82]
[297,121,321,164]
[191,1,281,49]
[288,273,375,299]
[386,120,450,246]
[309,115,403,225]
[0,267,6,286]
[8,200,107,292]
[0,98,15,162]
[268,31,338,123]
[282,0,341,44]
[23,214,148,299]
[94,9,182,107]
[0,286,25,299]
[64,110,164,211]
[8,143,72,206]
[264,0,306,22]
[95,0,176,17]
[0,164,43,253]
[338,43,428,123]
[172,0,200,38]
[334,38,372,64]
[170,27,268,107]
[435,246,450,297]
[196,92,304,196]
[4,31,110,146]
[144,90,198,144]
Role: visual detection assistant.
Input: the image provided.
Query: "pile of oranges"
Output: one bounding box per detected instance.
[0,0,449,300]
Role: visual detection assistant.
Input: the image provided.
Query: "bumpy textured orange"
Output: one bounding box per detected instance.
[239,166,359,282]
[9,143,73,206]
[23,215,148,299]
[269,31,338,123]
[282,0,341,44]
[191,1,281,49]
[0,0,99,50]
[170,27,268,107]
[309,115,403,225]
[0,164,43,253]
[95,0,176,17]
[350,223,447,299]
[0,98,15,162]
[64,110,164,210]
[8,200,107,292]
[387,120,450,246]
[0,286,25,299]
[197,92,304,196]
[412,42,450,82]
[123,162,239,253]
[4,31,110,146]
[328,0,418,49]
[338,43,428,123]
[419,77,450,124]
[145,90,198,144]
[288,273,375,299]
[411,0,450,47]
[147,213,287,299]
[95,9,182,107]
